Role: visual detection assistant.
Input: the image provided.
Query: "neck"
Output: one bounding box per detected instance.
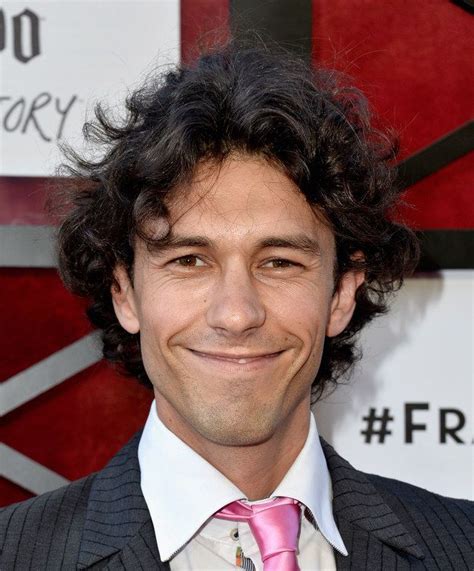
[222,412,310,500]
[155,398,311,500]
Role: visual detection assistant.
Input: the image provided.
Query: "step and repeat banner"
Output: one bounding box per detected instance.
[1,0,473,506]
[315,271,473,500]
[0,0,180,504]
[0,0,179,175]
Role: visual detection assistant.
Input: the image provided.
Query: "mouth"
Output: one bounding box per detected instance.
[187,349,285,366]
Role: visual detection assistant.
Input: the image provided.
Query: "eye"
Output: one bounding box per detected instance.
[170,255,206,267]
[262,258,299,269]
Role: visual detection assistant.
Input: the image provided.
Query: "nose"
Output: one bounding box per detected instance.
[206,263,266,337]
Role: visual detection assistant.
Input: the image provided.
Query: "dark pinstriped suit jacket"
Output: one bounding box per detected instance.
[1,432,473,570]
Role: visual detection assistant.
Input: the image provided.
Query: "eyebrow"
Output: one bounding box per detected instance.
[148,233,321,256]
[148,235,211,253]
[258,235,321,255]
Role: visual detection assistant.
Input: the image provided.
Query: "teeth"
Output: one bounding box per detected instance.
[192,350,280,363]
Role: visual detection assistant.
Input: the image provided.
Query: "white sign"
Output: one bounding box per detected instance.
[315,270,474,500]
[0,1,180,176]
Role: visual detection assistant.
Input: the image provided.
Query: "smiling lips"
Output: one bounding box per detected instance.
[189,349,283,364]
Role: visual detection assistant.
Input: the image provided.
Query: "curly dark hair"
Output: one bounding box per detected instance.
[56,42,419,402]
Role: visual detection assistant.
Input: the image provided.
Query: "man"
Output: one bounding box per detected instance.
[1,44,473,570]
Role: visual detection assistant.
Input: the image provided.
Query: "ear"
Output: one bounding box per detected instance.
[326,266,365,338]
[111,265,140,334]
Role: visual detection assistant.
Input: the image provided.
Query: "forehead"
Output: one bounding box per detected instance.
[161,155,334,248]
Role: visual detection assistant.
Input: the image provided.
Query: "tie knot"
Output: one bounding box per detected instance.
[215,497,301,570]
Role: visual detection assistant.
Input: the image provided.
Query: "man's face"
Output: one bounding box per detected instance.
[113,155,361,448]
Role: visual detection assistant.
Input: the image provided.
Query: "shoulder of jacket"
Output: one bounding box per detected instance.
[0,473,96,564]
[366,472,474,568]
[366,471,473,512]
[366,471,474,543]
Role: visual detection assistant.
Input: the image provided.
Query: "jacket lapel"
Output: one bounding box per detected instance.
[321,439,425,568]
[77,432,168,570]
[102,519,168,570]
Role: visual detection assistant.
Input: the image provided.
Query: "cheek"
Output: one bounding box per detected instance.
[137,297,189,385]
[137,285,202,349]
[268,282,332,341]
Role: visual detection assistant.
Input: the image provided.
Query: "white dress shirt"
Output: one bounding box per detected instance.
[138,401,348,570]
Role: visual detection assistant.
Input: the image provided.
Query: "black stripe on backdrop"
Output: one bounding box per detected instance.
[397,121,474,190]
[418,230,473,271]
[230,0,312,58]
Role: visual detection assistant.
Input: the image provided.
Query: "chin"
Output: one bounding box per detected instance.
[192,405,279,448]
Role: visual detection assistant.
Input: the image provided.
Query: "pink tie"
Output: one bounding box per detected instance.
[215,497,301,570]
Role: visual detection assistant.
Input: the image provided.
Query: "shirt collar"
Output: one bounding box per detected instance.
[272,411,348,556]
[138,401,347,560]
